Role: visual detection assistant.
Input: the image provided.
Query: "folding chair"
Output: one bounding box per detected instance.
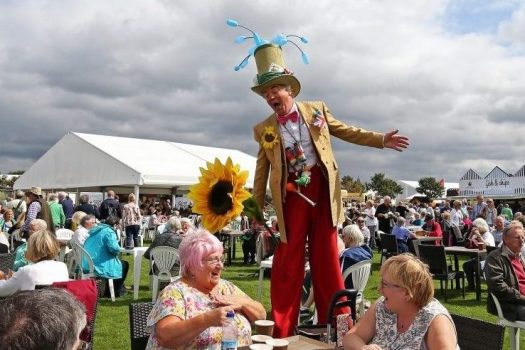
[379,233,398,265]
[0,251,16,272]
[52,279,99,350]
[418,244,465,302]
[451,313,504,350]
[129,302,155,350]
[296,289,358,347]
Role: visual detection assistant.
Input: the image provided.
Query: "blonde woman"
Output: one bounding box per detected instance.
[71,211,87,232]
[0,230,68,297]
[344,254,457,350]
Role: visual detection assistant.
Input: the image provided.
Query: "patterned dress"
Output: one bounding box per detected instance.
[146,279,252,350]
[370,297,458,350]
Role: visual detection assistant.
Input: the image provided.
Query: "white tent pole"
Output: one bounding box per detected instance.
[134,185,140,205]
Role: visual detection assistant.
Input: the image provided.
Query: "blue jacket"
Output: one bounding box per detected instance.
[83,224,122,279]
[339,244,373,289]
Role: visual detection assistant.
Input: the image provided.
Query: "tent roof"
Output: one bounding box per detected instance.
[14,132,257,191]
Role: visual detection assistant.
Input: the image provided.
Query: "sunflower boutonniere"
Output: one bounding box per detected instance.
[261,126,279,149]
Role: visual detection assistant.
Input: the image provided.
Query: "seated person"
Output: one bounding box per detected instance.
[422,214,443,245]
[463,218,495,290]
[355,218,371,246]
[83,216,129,297]
[70,210,87,232]
[13,219,47,271]
[146,229,266,349]
[485,221,525,321]
[340,225,373,289]
[144,216,183,275]
[411,212,424,227]
[343,254,458,350]
[0,230,69,297]
[0,288,87,350]
[71,214,97,247]
[391,217,416,253]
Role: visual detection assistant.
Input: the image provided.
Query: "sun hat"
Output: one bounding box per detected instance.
[27,186,42,196]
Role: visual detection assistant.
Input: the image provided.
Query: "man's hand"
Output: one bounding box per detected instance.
[383,129,409,152]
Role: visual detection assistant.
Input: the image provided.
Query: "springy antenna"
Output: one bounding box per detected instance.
[227,19,309,70]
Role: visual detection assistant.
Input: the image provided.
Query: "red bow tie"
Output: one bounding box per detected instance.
[276,111,299,125]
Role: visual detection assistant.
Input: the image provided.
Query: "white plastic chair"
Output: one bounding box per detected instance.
[149,246,180,302]
[342,259,372,319]
[490,293,525,350]
[56,228,74,241]
[55,229,74,262]
[69,241,115,302]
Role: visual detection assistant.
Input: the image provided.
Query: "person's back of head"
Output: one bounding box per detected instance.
[26,230,60,263]
[0,288,86,350]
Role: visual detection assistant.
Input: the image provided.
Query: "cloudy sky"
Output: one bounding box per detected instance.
[1,0,524,184]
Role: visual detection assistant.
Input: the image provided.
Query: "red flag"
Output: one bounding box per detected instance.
[439,178,445,188]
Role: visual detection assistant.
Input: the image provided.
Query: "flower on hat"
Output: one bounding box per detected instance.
[261,126,279,149]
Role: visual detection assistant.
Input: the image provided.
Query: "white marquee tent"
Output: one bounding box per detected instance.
[14,132,257,198]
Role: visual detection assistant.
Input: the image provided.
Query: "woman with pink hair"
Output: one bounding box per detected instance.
[146,229,266,349]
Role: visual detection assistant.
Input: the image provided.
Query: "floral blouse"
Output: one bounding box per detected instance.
[371,297,458,350]
[146,279,252,350]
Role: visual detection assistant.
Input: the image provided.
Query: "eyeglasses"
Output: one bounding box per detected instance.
[379,279,402,289]
[507,235,525,242]
[203,256,225,265]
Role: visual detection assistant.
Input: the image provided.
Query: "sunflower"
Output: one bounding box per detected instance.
[261,126,279,149]
[188,157,251,233]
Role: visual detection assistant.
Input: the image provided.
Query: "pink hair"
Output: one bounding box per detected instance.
[179,228,224,277]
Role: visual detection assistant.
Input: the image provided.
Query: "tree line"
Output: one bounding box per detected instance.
[341,173,444,200]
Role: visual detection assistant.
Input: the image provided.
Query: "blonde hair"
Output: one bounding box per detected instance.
[380,254,434,308]
[128,193,136,203]
[71,211,86,232]
[25,230,60,262]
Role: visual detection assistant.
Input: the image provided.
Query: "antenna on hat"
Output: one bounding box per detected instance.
[227,18,310,70]
[271,34,310,65]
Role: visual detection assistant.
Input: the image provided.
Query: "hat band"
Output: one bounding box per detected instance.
[257,71,286,85]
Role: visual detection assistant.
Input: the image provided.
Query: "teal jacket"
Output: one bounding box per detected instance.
[82,224,122,279]
[48,201,65,227]
[13,243,29,271]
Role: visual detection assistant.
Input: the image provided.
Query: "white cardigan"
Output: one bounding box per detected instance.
[0,260,69,297]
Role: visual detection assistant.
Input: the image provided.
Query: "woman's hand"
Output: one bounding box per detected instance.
[212,294,248,312]
[207,306,233,327]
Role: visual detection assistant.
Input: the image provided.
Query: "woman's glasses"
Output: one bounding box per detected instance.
[203,256,225,265]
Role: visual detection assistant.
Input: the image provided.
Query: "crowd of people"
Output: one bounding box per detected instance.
[3,186,525,349]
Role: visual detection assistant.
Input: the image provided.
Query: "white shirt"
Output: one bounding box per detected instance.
[72,226,90,246]
[0,260,69,297]
[278,104,319,172]
[450,208,463,227]
[364,207,376,227]
[481,231,495,247]
[0,232,9,248]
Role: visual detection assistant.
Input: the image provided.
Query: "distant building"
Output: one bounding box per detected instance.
[459,165,525,199]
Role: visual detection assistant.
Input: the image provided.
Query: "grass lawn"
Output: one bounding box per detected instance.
[93,244,524,349]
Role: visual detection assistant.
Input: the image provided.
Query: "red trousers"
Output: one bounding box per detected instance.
[271,165,349,337]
